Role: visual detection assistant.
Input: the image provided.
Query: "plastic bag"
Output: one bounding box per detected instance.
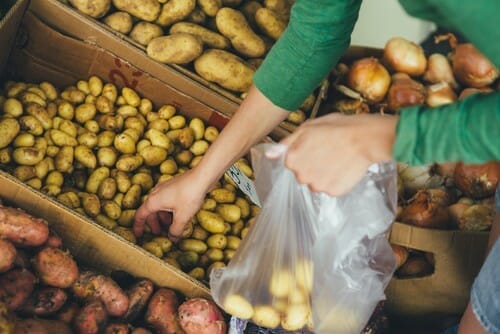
[211,143,398,334]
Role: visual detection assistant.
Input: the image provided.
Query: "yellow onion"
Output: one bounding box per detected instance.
[383,37,427,76]
[400,189,451,229]
[333,99,370,115]
[458,204,494,231]
[346,57,391,103]
[458,87,494,100]
[398,163,444,198]
[447,201,472,227]
[396,254,433,278]
[386,73,426,112]
[391,244,409,269]
[436,34,499,88]
[426,82,457,107]
[454,161,499,199]
[423,53,459,89]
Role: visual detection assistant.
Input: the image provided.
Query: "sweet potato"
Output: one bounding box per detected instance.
[178,298,226,334]
[73,299,108,334]
[0,206,49,247]
[14,318,72,334]
[19,287,68,316]
[0,239,16,273]
[0,269,36,311]
[145,288,184,334]
[123,279,154,322]
[72,271,129,317]
[105,322,131,333]
[32,247,79,288]
[57,302,81,324]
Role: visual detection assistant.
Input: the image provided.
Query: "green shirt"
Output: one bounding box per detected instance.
[253,0,500,165]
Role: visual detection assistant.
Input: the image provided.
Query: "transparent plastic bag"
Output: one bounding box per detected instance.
[211,143,398,334]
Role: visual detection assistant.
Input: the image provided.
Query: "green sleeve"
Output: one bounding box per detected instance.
[393,92,500,165]
[253,0,362,111]
[399,0,500,68]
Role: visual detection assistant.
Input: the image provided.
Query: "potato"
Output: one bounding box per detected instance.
[226,235,241,250]
[101,200,121,220]
[144,128,171,149]
[204,125,219,142]
[187,7,206,24]
[281,304,309,331]
[240,1,262,30]
[223,294,253,319]
[0,239,16,273]
[97,131,115,148]
[230,220,244,236]
[197,0,222,17]
[2,98,23,117]
[156,0,196,26]
[95,213,116,228]
[97,114,123,131]
[12,147,44,166]
[74,145,97,169]
[19,287,68,316]
[19,115,43,136]
[287,109,306,125]
[81,193,101,217]
[252,305,281,329]
[255,8,286,40]
[13,165,35,182]
[122,184,142,209]
[75,103,97,124]
[0,147,11,164]
[112,0,161,21]
[118,209,136,227]
[139,145,168,166]
[170,22,230,49]
[223,248,235,261]
[21,91,46,107]
[55,146,74,173]
[131,172,154,192]
[269,268,294,298]
[104,11,133,34]
[175,150,193,166]
[196,210,226,233]
[0,268,36,311]
[215,8,265,58]
[147,33,203,65]
[13,132,35,148]
[50,129,78,146]
[57,100,75,120]
[114,170,132,193]
[96,177,117,200]
[210,188,235,203]
[195,49,254,92]
[145,289,184,334]
[179,239,208,254]
[0,118,20,149]
[77,80,90,94]
[295,259,313,292]
[57,191,81,209]
[33,247,79,288]
[69,0,111,18]
[122,279,155,322]
[86,167,110,193]
[129,23,163,47]
[216,204,241,222]
[73,299,108,334]
[114,132,137,154]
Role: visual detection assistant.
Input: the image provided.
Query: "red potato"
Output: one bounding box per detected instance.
[0,269,36,311]
[178,298,227,334]
[73,299,108,334]
[32,247,79,288]
[123,279,155,322]
[105,322,131,333]
[14,318,72,334]
[145,288,184,334]
[132,328,152,334]
[0,206,49,247]
[45,230,63,248]
[72,271,129,317]
[19,287,68,316]
[57,302,81,324]
[0,239,16,273]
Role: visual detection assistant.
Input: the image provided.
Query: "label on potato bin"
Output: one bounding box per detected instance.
[226,165,261,207]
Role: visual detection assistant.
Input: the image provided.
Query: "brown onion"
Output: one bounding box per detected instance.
[387,73,426,112]
[400,189,451,229]
[432,162,457,179]
[333,99,370,115]
[423,53,459,89]
[435,34,499,88]
[426,82,457,107]
[454,161,499,199]
[396,255,433,278]
[346,57,391,103]
[383,37,427,76]
[458,87,494,100]
[458,204,494,231]
[447,201,472,227]
[391,244,409,269]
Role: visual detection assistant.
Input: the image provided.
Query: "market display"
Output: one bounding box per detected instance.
[0,202,226,334]
[0,77,258,283]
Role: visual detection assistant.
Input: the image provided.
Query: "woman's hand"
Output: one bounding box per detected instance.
[133,169,210,241]
[278,113,398,196]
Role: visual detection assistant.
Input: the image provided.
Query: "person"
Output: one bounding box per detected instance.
[134,0,499,333]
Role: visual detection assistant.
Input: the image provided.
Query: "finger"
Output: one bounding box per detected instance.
[168,213,189,242]
[133,218,146,238]
[134,201,153,236]
[158,211,173,228]
[146,213,162,235]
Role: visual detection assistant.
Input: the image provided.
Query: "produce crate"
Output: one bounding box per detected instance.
[0,0,29,77]
[385,221,489,318]
[0,8,250,300]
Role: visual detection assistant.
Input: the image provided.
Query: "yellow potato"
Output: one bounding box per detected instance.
[13,133,35,148]
[104,11,133,34]
[158,104,176,119]
[3,98,23,117]
[191,226,209,241]
[143,241,164,258]
[114,132,137,154]
[96,146,118,167]
[46,145,59,157]
[97,178,117,200]
[226,235,241,250]
[12,147,44,166]
[125,116,145,134]
[78,132,99,148]
[156,0,196,26]
[54,146,74,173]
[116,105,138,118]
[194,49,255,92]
[144,128,171,149]
[215,8,265,58]
[206,248,224,261]
[148,118,169,133]
[197,0,221,17]
[21,91,46,107]
[68,0,111,18]
[223,294,254,320]
[57,192,81,208]
[174,150,193,166]
[137,138,152,152]
[122,184,142,209]
[113,0,161,21]
[210,188,235,203]
[206,234,227,249]
[118,209,136,227]
[152,237,173,253]
[168,115,186,130]
[197,210,226,233]
[114,170,132,193]
[146,111,160,122]
[223,248,235,261]
[95,96,113,114]
[76,80,90,95]
[177,251,199,270]
[216,204,241,223]
[140,145,168,166]
[61,87,86,104]
[252,305,281,329]
[178,127,194,149]
[170,22,229,49]
[86,166,110,193]
[239,1,262,30]
[130,22,164,46]
[97,131,115,147]
[189,139,209,156]
[112,226,137,243]
[102,200,122,220]
[41,184,62,197]
[19,116,43,136]
[39,82,58,101]
[147,33,203,65]
[186,7,206,24]
[281,304,309,331]
[94,214,117,230]
[97,114,123,132]
[295,259,314,293]
[255,8,286,40]
[57,100,75,120]
[188,117,205,140]
[101,83,118,103]
[159,158,178,174]
[179,239,208,254]
[46,102,57,118]
[0,118,21,149]
[13,166,36,182]
[235,197,250,219]
[188,267,205,280]
[35,157,55,180]
[269,268,294,298]
[81,193,101,217]
[287,109,306,125]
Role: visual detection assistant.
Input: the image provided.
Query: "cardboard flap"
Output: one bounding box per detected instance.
[0,0,29,77]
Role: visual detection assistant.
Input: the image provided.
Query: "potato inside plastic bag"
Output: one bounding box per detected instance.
[210,143,397,334]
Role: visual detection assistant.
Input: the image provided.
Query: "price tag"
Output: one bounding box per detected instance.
[226,165,261,207]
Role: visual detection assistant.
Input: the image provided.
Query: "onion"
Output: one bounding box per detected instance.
[458,87,493,100]
[400,189,451,229]
[383,37,427,76]
[386,73,426,112]
[423,53,459,90]
[391,244,409,269]
[454,161,499,199]
[435,33,499,88]
[333,99,370,115]
[426,82,457,107]
[396,255,433,278]
[398,163,444,198]
[458,204,494,231]
[346,57,391,103]
[447,201,472,227]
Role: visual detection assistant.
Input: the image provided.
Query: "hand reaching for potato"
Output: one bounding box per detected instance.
[134,168,208,240]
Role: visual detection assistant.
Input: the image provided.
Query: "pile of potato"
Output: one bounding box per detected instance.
[61,0,313,126]
[0,76,259,282]
[0,203,227,334]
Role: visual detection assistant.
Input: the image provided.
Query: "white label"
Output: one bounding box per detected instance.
[226,165,261,207]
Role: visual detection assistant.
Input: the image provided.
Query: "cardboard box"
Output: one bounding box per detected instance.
[0,0,29,78]
[385,222,489,318]
[0,9,249,299]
